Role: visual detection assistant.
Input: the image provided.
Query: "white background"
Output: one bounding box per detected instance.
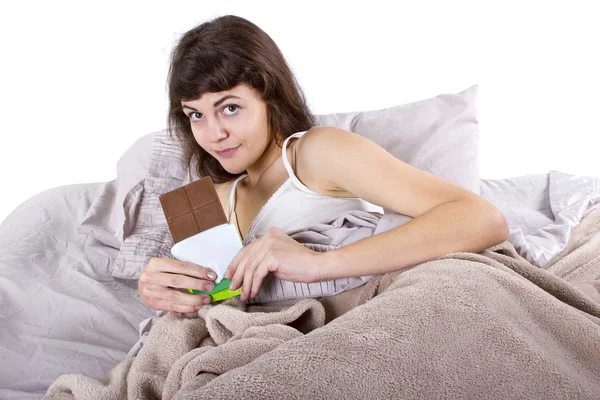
[1,0,598,226]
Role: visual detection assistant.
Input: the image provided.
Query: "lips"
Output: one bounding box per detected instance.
[215,145,240,158]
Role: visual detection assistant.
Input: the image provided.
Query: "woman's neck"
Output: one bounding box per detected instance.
[243,138,282,190]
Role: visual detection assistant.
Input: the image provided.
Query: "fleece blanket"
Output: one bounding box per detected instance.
[46,208,600,399]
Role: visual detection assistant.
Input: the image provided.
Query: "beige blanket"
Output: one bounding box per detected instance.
[46,209,600,399]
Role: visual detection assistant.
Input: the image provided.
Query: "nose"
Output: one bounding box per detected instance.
[207,118,228,141]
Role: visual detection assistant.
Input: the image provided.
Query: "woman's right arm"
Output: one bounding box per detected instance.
[139,257,218,313]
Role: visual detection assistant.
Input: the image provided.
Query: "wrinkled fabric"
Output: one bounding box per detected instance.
[0,183,155,400]
[480,170,600,266]
[126,209,409,359]
[46,208,600,400]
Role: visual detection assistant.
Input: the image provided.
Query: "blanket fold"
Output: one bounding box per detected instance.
[46,209,600,400]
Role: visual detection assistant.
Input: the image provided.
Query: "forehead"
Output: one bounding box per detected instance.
[182,83,258,106]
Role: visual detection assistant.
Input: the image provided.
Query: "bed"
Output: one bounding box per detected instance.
[1,86,599,399]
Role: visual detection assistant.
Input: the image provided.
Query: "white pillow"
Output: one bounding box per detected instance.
[109,85,481,279]
[77,132,154,248]
[316,85,479,197]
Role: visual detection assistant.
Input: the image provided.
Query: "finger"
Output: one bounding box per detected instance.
[226,248,244,278]
[172,291,212,309]
[227,235,266,278]
[140,283,162,304]
[250,262,269,299]
[151,258,218,281]
[229,256,246,292]
[241,258,256,301]
[241,253,265,301]
[226,242,252,279]
[143,285,212,310]
[230,251,256,292]
[148,271,215,292]
[229,239,266,289]
[224,262,237,280]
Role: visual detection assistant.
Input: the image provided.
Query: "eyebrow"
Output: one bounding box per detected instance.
[181,95,241,112]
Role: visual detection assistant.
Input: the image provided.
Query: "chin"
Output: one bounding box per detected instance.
[221,163,245,175]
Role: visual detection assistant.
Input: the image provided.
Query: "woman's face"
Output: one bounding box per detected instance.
[181,83,271,174]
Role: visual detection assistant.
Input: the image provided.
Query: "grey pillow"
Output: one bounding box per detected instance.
[110,85,480,279]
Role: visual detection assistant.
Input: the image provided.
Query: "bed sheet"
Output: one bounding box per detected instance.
[0,183,154,400]
[480,170,600,267]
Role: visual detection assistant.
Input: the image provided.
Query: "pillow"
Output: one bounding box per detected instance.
[77,131,154,248]
[76,179,123,248]
[110,85,480,279]
[112,129,191,278]
[316,85,480,198]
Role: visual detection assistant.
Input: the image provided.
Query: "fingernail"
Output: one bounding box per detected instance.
[207,271,217,280]
[229,282,235,290]
[203,297,211,304]
[205,283,214,291]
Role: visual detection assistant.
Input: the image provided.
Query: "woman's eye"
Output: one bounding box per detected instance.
[223,104,240,116]
[188,105,239,123]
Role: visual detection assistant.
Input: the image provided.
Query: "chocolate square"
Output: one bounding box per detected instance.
[159,176,228,244]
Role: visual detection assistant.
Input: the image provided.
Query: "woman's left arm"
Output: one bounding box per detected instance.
[318,196,508,281]
[296,127,509,282]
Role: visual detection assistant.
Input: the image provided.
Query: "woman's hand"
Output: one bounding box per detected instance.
[224,227,322,301]
[139,257,218,313]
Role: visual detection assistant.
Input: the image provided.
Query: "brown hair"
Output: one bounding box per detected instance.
[167,15,317,184]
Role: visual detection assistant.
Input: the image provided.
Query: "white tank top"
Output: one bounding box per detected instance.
[227,131,383,245]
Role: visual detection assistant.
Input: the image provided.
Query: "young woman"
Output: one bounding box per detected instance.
[138,15,509,312]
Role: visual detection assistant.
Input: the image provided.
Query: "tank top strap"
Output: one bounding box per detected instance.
[227,173,248,222]
[281,131,319,195]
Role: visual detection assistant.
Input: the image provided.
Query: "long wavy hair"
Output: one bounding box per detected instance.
[167,15,317,184]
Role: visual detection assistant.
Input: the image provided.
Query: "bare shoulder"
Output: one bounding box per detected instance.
[295,126,480,219]
[296,126,370,159]
[294,126,366,196]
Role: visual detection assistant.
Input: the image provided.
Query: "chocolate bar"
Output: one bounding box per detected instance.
[159,176,228,244]
[160,176,244,302]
